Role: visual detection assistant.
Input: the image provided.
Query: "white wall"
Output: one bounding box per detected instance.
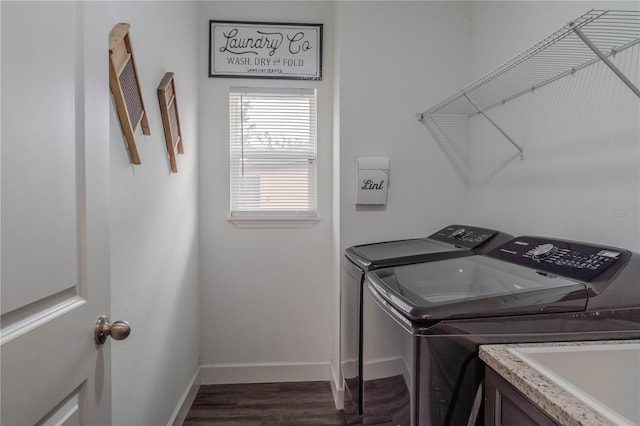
[337,1,473,252]
[108,2,200,425]
[464,1,640,251]
[198,1,337,385]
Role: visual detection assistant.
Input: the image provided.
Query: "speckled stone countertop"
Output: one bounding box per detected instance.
[479,340,640,426]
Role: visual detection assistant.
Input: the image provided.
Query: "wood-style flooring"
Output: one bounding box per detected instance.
[183,381,347,426]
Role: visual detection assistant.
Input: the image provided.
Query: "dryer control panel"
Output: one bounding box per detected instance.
[486,236,632,282]
[428,225,498,249]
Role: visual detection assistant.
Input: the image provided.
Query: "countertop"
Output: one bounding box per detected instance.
[479,340,640,426]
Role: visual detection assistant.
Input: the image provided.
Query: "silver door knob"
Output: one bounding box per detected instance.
[95,315,131,345]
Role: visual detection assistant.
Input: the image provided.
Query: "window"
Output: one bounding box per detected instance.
[229,87,317,219]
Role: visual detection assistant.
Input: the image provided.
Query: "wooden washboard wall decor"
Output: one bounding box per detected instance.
[157,72,184,173]
[109,23,150,165]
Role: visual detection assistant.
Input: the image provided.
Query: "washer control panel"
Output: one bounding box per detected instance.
[487,236,631,282]
[428,225,498,249]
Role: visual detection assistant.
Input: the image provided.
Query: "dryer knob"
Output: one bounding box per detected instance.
[451,228,466,238]
[531,243,557,259]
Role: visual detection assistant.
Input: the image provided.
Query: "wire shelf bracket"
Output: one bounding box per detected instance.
[462,93,524,159]
[418,9,640,160]
[570,24,640,98]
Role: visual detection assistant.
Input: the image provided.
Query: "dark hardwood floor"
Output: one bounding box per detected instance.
[183,381,347,426]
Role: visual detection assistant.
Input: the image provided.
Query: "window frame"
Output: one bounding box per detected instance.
[227,86,319,227]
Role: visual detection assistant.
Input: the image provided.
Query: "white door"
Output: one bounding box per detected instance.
[1,2,115,425]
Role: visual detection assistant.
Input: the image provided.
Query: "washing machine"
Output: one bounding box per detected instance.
[363,235,640,426]
[340,225,513,419]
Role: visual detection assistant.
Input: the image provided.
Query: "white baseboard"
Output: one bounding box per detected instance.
[169,367,201,426]
[329,362,344,410]
[364,355,407,381]
[200,361,332,385]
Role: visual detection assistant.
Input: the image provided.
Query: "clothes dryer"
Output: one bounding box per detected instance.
[364,236,640,426]
[340,225,513,418]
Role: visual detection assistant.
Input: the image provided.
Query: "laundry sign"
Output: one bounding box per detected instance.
[209,20,323,80]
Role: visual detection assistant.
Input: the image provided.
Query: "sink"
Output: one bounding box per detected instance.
[508,343,640,426]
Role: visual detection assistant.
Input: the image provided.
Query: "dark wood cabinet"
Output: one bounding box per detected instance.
[484,367,559,426]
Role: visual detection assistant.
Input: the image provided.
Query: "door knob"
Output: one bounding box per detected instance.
[95,315,131,345]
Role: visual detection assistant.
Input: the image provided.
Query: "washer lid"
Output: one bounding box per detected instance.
[345,225,509,271]
[367,256,588,322]
[346,238,468,271]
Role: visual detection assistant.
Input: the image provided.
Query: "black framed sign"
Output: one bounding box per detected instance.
[209,20,322,80]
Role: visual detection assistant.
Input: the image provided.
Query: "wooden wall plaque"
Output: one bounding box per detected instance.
[109,23,150,164]
[157,72,184,173]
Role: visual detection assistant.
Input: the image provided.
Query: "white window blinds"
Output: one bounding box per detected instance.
[229,87,317,217]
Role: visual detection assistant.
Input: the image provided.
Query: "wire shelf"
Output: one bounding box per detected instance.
[418,9,640,157]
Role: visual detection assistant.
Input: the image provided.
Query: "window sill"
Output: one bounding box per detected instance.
[227,216,320,229]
